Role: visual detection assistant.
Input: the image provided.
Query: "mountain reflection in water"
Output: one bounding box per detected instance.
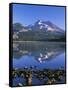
[13,41,65,62]
[13,41,66,86]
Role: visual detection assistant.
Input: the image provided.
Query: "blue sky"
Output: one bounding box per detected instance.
[13,4,65,30]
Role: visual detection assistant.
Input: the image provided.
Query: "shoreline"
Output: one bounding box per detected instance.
[13,41,66,44]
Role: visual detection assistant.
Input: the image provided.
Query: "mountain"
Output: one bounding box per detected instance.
[13,20,64,33]
[28,20,64,34]
[13,20,65,41]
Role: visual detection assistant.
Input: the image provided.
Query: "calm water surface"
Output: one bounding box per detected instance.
[13,41,66,86]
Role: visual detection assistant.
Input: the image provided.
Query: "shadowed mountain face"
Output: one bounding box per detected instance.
[13,41,65,63]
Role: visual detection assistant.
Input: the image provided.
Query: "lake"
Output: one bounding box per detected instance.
[12,41,66,86]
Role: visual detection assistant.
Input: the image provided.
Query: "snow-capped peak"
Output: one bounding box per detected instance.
[27,20,64,34]
[38,20,42,25]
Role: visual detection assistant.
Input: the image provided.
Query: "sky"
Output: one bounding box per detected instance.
[12,4,66,30]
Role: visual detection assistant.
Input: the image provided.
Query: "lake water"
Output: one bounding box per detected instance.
[12,41,66,86]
